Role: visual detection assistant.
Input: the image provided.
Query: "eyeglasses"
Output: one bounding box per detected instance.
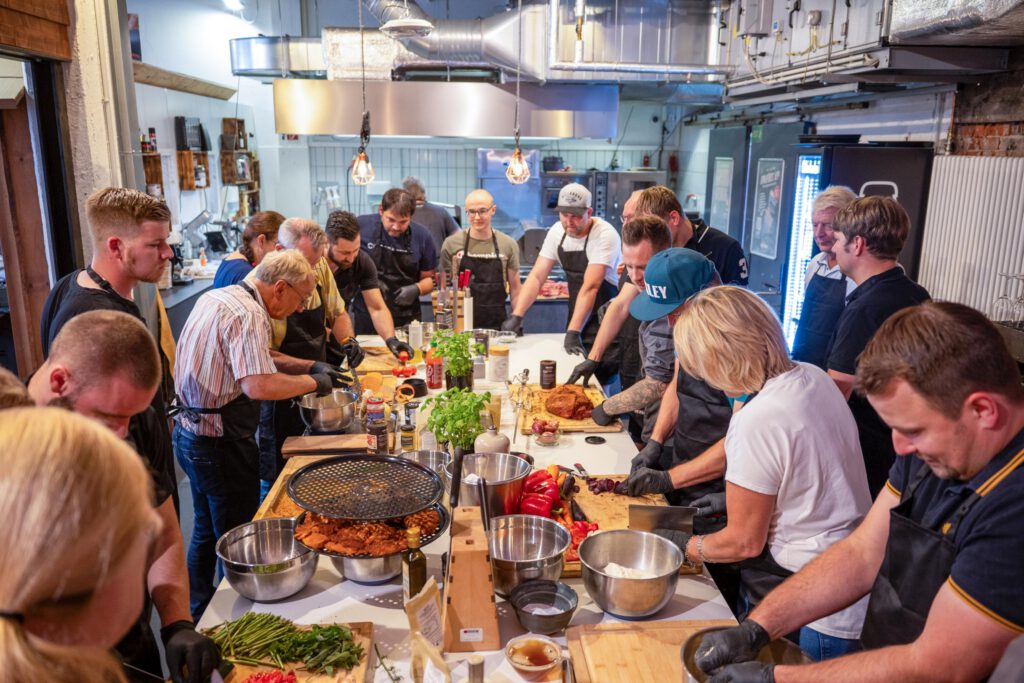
[466,206,494,216]
[283,281,311,310]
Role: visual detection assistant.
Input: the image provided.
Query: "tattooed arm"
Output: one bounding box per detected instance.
[601,377,669,415]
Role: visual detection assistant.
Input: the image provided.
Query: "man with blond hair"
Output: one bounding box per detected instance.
[174,249,345,618]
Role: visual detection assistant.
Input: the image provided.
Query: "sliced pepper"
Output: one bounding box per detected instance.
[524,470,555,489]
[519,492,555,517]
[525,476,561,504]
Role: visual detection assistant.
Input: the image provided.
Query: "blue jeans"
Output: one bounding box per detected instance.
[799,627,862,661]
[173,426,260,620]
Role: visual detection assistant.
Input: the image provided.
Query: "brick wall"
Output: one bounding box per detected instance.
[952,48,1024,156]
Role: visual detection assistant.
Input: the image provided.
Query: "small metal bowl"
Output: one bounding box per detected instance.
[682,627,811,683]
[216,517,316,602]
[399,450,451,477]
[578,529,683,619]
[489,515,571,597]
[509,580,578,634]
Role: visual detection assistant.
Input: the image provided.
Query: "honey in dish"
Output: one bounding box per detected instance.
[509,639,558,667]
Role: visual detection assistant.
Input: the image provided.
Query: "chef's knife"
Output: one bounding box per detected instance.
[628,504,697,533]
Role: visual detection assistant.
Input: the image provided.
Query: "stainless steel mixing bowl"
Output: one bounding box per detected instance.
[578,529,683,619]
[215,517,316,601]
[488,515,571,597]
[442,452,531,519]
[296,388,357,432]
[399,450,451,477]
[682,627,811,683]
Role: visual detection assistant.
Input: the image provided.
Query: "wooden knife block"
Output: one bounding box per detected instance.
[441,506,500,653]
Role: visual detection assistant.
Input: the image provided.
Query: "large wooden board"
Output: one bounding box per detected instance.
[281,433,368,457]
[253,455,329,520]
[512,384,622,434]
[355,346,422,374]
[566,619,736,683]
[223,622,374,683]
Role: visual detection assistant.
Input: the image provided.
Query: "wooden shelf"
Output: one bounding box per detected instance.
[141,152,164,198]
[132,61,236,100]
[176,150,210,191]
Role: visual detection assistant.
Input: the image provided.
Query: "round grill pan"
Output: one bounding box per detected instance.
[286,453,442,519]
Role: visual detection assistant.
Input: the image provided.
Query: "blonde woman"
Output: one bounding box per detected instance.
[0,407,162,683]
[655,286,872,660]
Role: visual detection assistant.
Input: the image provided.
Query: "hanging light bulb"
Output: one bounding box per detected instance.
[351,1,375,186]
[506,0,530,185]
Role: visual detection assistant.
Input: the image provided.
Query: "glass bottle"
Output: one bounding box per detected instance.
[403,526,426,602]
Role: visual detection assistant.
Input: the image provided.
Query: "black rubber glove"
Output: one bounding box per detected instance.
[695,620,772,674]
[567,358,599,386]
[708,662,776,683]
[653,528,693,559]
[386,336,415,359]
[631,439,663,474]
[590,402,616,426]
[338,337,365,369]
[693,492,727,518]
[394,283,421,307]
[563,330,586,356]
[161,620,220,683]
[501,314,524,335]
[311,373,334,396]
[310,361,342,381]
[626,467,674,496]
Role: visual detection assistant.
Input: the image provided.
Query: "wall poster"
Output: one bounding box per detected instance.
[750,158,785,260]
[709,157,733,231]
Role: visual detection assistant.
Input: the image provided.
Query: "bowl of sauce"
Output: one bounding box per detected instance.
[505,634,562,680]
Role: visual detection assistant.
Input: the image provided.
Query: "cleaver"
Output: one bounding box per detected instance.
[628,504,697,533]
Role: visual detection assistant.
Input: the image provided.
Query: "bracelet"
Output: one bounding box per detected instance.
[695,535,706,565]
[681,537,691,565]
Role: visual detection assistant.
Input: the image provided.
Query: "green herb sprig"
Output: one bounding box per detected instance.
[423,387,491,450]
[431,328,484,377]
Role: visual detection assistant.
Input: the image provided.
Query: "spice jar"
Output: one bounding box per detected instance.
[367,419,388,454]
[539,360,557,390]
[487,345,509,382]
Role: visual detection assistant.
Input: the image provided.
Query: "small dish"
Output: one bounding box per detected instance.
[532,427,562,447]
[495,331,518,345]
[510,580,578,634]
[505,634,563,680]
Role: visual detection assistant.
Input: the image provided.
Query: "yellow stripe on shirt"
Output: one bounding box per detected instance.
[885,479,901,498]
[948,577,1024,634]
[976,447,1024,497]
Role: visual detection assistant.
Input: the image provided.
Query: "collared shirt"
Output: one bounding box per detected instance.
[684,219,749,286]
[886,427,1024,636]
[247,257,345,350]
[803,251,856,297]
[174,283,277,436]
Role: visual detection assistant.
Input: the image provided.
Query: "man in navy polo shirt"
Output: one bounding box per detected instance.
[825,196,930,496]
[696,302,1024,682]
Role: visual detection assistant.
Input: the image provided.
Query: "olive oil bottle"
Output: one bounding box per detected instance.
[403,526,427,602]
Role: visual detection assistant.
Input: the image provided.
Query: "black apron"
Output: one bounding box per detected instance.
[858,451,1021,649]
[460,231,508,330]
[374,222,423,328]
[557,227,618,383]
[792,263,848,370]
[258,283,326,482]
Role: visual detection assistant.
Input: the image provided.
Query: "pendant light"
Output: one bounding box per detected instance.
[506,0,530,185]
[379,0,434,38]
[351,0,375,186]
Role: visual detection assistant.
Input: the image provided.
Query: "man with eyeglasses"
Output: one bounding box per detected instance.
[502,183,621,372]
[791,185,858,369]
[439,189,523,329]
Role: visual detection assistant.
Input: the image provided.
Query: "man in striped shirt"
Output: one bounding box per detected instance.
[173,249,341,619]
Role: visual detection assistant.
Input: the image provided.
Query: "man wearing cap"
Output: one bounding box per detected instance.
[501,183,621,374]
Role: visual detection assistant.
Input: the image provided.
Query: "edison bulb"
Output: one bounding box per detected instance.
[351,150,375,186]
[506,147,531,185]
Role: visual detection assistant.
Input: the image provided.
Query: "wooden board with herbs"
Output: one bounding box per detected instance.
[511,383,622,434]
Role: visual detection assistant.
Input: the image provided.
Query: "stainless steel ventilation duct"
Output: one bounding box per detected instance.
[890,0,1024,45]
[230,36,325,78]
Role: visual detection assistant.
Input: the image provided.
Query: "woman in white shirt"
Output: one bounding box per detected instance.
[656,285,872,660]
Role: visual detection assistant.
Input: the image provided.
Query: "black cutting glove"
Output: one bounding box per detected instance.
[563,330,586,356]
[590,402,616,426]
[708,662,776,683]
[653,528,693,559]
[567,358,599,386]
[161,620,220,683]
[338,337,365,369]
[631,439,663,473]
[310,361,341,380]
[311,373,334,396]
[386,335,415,359]
[394,284,421,307]
[501,314,524,335]
[692,492,727,518]
[695,620,772,674]
[626,467,674,496]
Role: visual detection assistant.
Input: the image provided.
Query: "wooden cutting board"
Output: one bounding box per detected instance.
[281,433,368,456]
[354,346,422,374]
[253,455,328,520]
[566,619,736,683]
[223,621,374,683]
[512,384,622,434]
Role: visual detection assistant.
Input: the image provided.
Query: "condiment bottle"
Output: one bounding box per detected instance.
[540,360,557,389]
[403,526,427,602]
[474,425,510,454]
[425,348,443,390]
[409,319,423,349]
[367,419,388,454]
[486,345,509,382]
[400,424,416,451]
[472,354,486,380]
[468,655,484,683]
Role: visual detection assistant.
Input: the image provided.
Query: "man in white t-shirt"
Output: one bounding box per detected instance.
[501,183,621,373]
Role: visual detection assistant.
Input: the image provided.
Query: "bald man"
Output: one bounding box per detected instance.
[439,189,523,329]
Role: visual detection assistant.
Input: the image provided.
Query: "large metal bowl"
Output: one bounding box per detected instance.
[578,529,683,619]
[400,450,451,477]
[442,452,532,519]
[216,517,316,601]
[296,388,357,432]
[682,627,811,683]
[489,515,571,597]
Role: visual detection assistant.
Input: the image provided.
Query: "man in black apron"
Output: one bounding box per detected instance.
[173,251,342,620]
[501,183,620,382]
[355,188,438,329]
[792,186,857,368]
[693,302,1024,682]
[439,189,523,330]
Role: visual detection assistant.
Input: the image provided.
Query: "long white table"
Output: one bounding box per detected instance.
[196,334,734,681]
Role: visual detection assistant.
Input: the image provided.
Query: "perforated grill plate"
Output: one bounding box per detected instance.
[287,454,442,519]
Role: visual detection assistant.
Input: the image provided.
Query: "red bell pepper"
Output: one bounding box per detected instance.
[519,492,555,517]
[524,476,561,504]
[524,470,555,490]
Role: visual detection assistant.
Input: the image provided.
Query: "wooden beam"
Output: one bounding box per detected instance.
[0,6,71,61]
[132,61,237,101]
[0,0,70,25]
[0,98,51,375]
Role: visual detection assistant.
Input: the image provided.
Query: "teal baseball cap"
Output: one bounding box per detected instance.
[629,248,716,321]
